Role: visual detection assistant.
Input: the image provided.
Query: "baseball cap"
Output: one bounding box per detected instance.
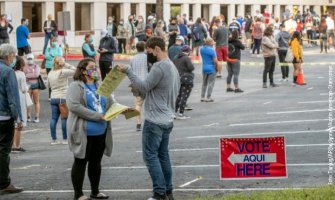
[176,35,185,43]
[181,45,191,53]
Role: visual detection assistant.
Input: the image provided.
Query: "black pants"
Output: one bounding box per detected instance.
[0,119,14,190]
[252,39,261,54]
[118,38,126,54]
[226,61,241,85]
[176,83,193,114]
[46,68,52,98]
[99,61,112,81]
[320,36,328,52]
[278,50,289,79]
[71,134,106,199]
[263,56,276,84]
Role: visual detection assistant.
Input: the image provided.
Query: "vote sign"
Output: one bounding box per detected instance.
[220,137,287,180]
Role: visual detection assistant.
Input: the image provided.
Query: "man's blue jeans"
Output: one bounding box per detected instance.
[50,98,67,140]
[142,120,174,195]
[43,33,53,54]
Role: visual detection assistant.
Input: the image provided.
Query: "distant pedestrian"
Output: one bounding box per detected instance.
[117,19,127,54]
[43,14,58,54]
[16,18,31,56]
[0,44,23,195]
[290,31,306,85]
[262,26,279,88]
[168,35,184,60]
[0,14,13,45]
[106,16,117,37]
[167,18,180,49]
[275,24,290,82]
[319,17,328,53]
[98,29,118,80]
[191,18,207,58]
[213,19,229,78]
[252,17,263,57]
[67,57,113,200]
[48,57,76,145]
[200,38,221,102]
[135,15,146,41]
[82,33,97,59]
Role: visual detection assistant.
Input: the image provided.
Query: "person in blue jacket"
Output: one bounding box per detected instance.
[82,33,97,60]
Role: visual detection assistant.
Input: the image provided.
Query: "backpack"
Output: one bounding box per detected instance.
[192,25,201,41]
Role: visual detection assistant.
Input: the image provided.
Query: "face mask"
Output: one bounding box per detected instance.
[108,20,113,23]
[138,19,143,22]
[25,21,29,26]
[9,58,17,68]
[147,52,158,64]
[52,42,58,47]
[86,69,98,80]
[89,38,93,43]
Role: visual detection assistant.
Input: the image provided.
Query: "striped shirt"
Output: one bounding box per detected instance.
[130,52,148,81]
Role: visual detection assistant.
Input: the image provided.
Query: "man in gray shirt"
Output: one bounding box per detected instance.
[212,19,229,78]
[118,36,180,200]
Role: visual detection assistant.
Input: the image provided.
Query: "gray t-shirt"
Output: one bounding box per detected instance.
[127,58,180,125]
[213,26,229,47]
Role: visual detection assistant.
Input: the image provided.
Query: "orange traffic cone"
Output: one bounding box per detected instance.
[296,70,306,85]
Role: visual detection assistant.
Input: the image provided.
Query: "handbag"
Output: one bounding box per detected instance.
[59,102,69,119]
[25,92,33,108]
[38,75,46,90]
[285,48,293,62]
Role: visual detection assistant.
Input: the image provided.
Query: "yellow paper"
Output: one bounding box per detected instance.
[97,66,125,97]
[104,103,140,121]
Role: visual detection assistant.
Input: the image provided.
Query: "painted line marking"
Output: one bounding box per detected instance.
[263,101,272,105]
[298,100,330,104]
[229,119,328,126]
[179,176,202,188]
[318,77,325,79]
[187,130,328,139]
[203,123,219,127]
[12,164,41,170]
[307,87,314,90]
[22,129,43,134]
[267,109,335,115]
[320,93,330,96]
[136,148,218,153]
[21,187,311,193]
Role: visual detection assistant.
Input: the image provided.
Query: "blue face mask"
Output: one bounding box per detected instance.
[9,58,17,68]
[89,38,93,43]
[52,42,58,47]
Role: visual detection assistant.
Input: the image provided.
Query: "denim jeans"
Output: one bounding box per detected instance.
[0,118,14,190]
[43,33,53,55]
[50,98,67,140]
[142,120,174,195]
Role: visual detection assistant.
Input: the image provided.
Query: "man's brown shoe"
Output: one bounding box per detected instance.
[0,184,23,195]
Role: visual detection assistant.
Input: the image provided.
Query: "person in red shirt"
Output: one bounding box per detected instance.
[263,9,271,26]
[296,18,304,34]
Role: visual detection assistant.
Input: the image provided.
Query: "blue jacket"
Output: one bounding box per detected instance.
[45,46,63,69]
[0,60,22,121]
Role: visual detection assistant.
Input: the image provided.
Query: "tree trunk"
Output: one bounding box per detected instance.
[156,0,163,21]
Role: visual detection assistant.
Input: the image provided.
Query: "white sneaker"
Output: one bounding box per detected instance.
[51,140,60,145]
[176,113,190,120]
[62,140,68,145]
[279,78,284,82]
[34,117,39,123]
[27,117,31,122]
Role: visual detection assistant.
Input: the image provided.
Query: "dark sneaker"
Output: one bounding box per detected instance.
[0,184,23,195]
[234,88,244,93]
[147,193,167,200]
[167,192,174,200]
[226,88,234,92]
[90,192,109,199]
[12,147,26,152]
[185,105,193,111]
[262,83,267,88]
[136,124,142,131]
[270,83,279,87]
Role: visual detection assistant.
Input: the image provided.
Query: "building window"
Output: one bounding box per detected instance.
[54,2,64,23]
[235,5,238,17]
[220,5,228,23]
[107,3,120,23]
[75,3,91,31]
[171,4,181,19]
[146,4,156,17]
[23,2,42,32]
[201,4,209,22]
[189,4,193,21]
[245,5,252,15]
[131,3,136,17]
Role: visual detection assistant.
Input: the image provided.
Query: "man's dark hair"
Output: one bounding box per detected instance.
[21,18,26,23]
[136,41,146,52]
[146,36,165,51]
[73,57,95,82]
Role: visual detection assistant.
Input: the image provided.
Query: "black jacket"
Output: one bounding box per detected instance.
[43,20,57,34]
[173,53,194,76]
[98,36,118,62]
[228,39,245,60]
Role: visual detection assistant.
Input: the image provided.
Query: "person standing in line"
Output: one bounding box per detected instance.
[262,26,279,88]
[168,35,184,60]
[212,19,229,78]
[82,33,97,59]
[319,17,328,53]
[178,18,189,45]
[12,56,28,152]
[167,18,180,49]
[129,41,148,131]
[48,57,76,145]
[200,38,221,102]
[191,18,208,59]
[23,54,41,123]
[326,14,334,50]
[244,14,253,49]
[275,24,290,82]
[135,15,146,42]
[117,19,127,54]
[117,36,180,200]
[43,14,58,55]
[106,16,117,37]
[290,31,306,85]
[251,17,263,57]
[226,30,245,93]
[0,14,13,45]
[67,58,113,200]
[98,29,118,81]
[16,18,31,56]
[125,15,136,53]
[0,44,23,195]
[173,45,194,119]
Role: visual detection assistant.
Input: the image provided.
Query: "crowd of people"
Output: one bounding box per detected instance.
[0,7,334,200]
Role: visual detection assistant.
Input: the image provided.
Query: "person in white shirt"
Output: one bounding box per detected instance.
[326,15,335,49]
[284,15,297,34]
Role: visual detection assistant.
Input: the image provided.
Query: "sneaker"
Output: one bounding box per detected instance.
[279,78,285,82]
[205,98,214,102]
[216,73,222,78]
[284,78,289,82]
[15,147,26,152]
[51,140,59,145]
[176,113,190,120]
[185,105,193,111]
[136,124,142,131]
[235,88,244,93]
[62,140,68,145]
[200,97,207,102]
[0,184,23,195]
[148,193,167,200]
[270,83,279,87]
[27,117,31,122]
[34,117,39,123]
[262,83,268,88]
[167,192,174,200]
[226,88,234,92]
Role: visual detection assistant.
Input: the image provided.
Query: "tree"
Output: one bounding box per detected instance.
[156,0,163,21]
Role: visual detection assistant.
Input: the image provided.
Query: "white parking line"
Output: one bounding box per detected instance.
[203,123,219,127]
[22,129,44,134]
[187,130,327,139]
[229,119,328,126]
[179,176,202,188]
[298,100,330,104]
[263,101,272,105]
[12,164,41,170]
[320,93,330,96]
[267,109,335,115]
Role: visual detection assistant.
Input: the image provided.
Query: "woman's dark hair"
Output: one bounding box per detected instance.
[146,36,166,51]
[291,31,301,42]
[14,56,25,71]
[196,17,202,24]
[73,57,95,82]
[263,26,273,37]
[231,30,239,41]
[84,33,91,41]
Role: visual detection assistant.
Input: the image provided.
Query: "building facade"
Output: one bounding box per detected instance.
[1,0,335,51]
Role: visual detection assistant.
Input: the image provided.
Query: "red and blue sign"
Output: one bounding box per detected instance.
[220,137,287,180]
